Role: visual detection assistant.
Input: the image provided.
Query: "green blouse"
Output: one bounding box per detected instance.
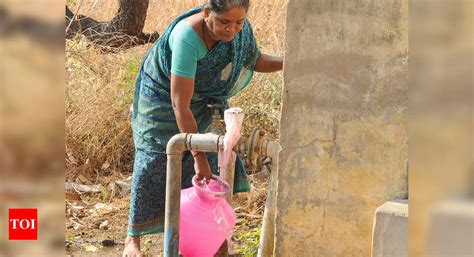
[169,19,208,78]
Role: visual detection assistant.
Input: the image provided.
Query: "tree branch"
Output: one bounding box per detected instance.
[65,2,159,51]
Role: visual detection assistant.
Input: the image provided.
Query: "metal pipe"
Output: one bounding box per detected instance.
[164,134,187,257]
[164,132,280,257]
[258,140,280,257]
[220,162,236,202]
[264,140,280,163]
[164,133,224,257]
[164,153,183,256]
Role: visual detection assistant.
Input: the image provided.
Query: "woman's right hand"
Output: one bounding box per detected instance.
[170,74,212,182]
[193,152,212,182]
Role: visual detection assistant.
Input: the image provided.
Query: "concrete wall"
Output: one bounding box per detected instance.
[274,1,408,256]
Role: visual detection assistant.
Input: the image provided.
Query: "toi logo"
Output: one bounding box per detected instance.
[9,209,38,240]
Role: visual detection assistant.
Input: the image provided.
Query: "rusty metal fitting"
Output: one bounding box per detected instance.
[246,129,267,171]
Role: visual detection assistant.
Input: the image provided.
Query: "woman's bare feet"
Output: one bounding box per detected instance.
[123,236,144,257]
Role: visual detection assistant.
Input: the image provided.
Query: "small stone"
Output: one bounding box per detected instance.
[101,162,110,170]
[115,176,132,194]
[84,244,97,252]
[92,220,101,229]
[101,239,116,247]
[99,220,109,230]
[94,203,108,209]
[73,223,82,230]
[107,182,119,198]
[69,205,84,217]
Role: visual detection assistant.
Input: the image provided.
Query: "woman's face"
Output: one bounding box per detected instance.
[205,6,247,42]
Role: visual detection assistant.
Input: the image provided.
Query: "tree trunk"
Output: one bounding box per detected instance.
[109,0,148,35]
[65,0,159,50]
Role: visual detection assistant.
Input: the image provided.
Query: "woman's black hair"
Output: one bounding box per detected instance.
[207,0,250,13]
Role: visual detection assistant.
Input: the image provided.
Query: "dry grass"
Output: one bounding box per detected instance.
[66,0,286,178]
[66,39,142,180]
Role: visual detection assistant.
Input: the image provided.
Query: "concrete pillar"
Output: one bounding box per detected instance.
[274,0,408,256]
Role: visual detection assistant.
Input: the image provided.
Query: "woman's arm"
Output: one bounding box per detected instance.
[171,74,212,181]
[254,53,283,73]
[171,75,199,133]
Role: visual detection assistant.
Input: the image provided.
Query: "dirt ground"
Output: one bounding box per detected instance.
[65,194,164,256]
[65,172,268,256]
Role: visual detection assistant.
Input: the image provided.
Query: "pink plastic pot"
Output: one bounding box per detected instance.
[179,175,236,257]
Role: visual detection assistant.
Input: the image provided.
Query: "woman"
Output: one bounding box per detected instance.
[124,0,283,255]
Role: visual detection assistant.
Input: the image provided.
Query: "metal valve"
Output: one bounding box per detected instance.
[206,103,225,135]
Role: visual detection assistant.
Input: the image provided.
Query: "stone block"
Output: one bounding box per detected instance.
[425,200,474,257]
[371,200,408,257]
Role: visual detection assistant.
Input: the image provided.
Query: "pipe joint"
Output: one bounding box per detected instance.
[243,129,281,172]
[167,133,225,155]
[186,133,223,152]
[166,133,188,155]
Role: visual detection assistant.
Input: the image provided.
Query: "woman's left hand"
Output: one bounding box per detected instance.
[254,53,283,73]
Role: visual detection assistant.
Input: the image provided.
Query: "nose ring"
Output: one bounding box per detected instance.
[225,27,230,32]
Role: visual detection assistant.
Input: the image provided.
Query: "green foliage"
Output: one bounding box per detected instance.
[235,228,261,257]
[66,234,75,241]
[99,187,111,202]
[142,238,153,253]
[118,55,141,89]
[115,55,141,110]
